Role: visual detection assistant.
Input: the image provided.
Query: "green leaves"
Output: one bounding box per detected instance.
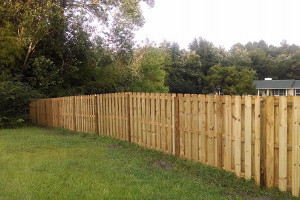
[205,64,256,95]
[0,79,42,128]
[129,46,170,93]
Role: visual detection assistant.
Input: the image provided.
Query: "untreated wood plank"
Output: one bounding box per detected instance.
[166,93,172,154]
[191,94,199,161]
[179,94,185,157]
[156,93,161,150]
[292,96,300,196]
[146,93,150,147]
[224,95,232,171]
[207,95,214,166]
[265,96,275,188]
[234,95,242,177]
[174,94,180,156]
[278,96,287,191]
[133,93,138,143]
[199,95,206,164]
[254,96,261,186]
[172,94,176,155]
[244,96,252,180]
[150,93,155,149]
[185,94,191,159]
[215,95,223,168]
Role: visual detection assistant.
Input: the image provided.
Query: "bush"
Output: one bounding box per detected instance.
[0,80,42,128]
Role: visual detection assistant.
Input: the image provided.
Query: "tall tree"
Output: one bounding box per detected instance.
[189,37,220,76]
[204,64,256,95]
[0,0,154,96]
[129,46,170,93]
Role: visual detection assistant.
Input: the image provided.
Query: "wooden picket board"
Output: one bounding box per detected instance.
[265,96,275,188]
[234,95,241,177]
[191,94,199,161]
[207,95,214,166]
[150,93,155,149]
[102,94,107,135]
[178,94,184,157]
[156,93,161,150]
[215,95,223,168]
[132,93,136,142]
[98,95,103,135]
[160,93,166,152]
[166,94,172,153]
[185,94,191,159]
[278,96,287,191]
[224,95,232,171]
[292,96,300,196]
[197,95,205,164]
[287,97,293,190]
[244,96,252,179]
[172,94,176,155]
[254,96,261,186]
[122,93,126,140]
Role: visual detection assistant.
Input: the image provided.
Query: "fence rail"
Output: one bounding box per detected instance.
[30,93,300,197]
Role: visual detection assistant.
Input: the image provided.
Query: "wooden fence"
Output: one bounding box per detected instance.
[29,93,300,197]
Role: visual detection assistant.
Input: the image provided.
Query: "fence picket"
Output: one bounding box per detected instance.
[234,95,242,177]
[245,96,252,179]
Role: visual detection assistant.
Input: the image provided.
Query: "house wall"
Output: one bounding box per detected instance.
[288,89,294,96]
[257,89,294,96]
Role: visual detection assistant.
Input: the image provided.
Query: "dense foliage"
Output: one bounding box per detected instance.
[164,38,300,94]
[0,75,42,128]
[1,1,300,127]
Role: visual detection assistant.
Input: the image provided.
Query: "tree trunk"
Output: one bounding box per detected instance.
[23,42,36,69]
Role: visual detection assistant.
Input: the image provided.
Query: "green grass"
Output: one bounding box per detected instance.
[0,126,296,200]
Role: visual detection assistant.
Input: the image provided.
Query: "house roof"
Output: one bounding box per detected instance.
[292,80,300,89]
[254,80,295,89]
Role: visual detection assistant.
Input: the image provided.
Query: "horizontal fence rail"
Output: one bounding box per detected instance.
[30,93,300,197]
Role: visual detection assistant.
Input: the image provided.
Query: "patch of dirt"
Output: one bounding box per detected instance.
[107,144,122,149]
[150,161,172,170]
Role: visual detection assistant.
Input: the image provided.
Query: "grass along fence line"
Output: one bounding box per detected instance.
[30,93,300,197]
[1,126,297,199]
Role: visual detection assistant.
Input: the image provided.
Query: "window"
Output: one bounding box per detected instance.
[273,89,285,96]
[295,89,300,96]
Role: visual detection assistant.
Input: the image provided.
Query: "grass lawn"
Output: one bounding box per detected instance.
[0,126,296,200]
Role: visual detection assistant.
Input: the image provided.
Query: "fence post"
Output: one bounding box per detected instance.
[94,95,99,134]
[127,93,132,143]
[174,94,180,157]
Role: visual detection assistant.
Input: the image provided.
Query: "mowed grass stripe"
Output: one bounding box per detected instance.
[0,126,296,200]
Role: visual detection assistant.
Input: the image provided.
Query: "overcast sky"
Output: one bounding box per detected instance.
[135,0,300,49]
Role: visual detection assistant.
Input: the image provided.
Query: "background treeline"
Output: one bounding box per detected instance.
[1,0,300,127]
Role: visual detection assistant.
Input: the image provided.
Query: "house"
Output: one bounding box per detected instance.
[254,78,300,96]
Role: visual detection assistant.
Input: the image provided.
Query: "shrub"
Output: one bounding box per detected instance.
[0,80,42,128]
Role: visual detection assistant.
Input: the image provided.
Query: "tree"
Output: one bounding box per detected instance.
[189,37,220,75]
[204,64,256,95]
[128,46,170,93]
[0,74,42,128]
[287,51,300,79]
[228,45,252,69]
[0,0,154,96]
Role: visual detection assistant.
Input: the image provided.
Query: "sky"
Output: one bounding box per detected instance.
[135,0,300,50]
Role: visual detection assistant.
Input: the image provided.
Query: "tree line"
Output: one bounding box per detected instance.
[1,0,300,126]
